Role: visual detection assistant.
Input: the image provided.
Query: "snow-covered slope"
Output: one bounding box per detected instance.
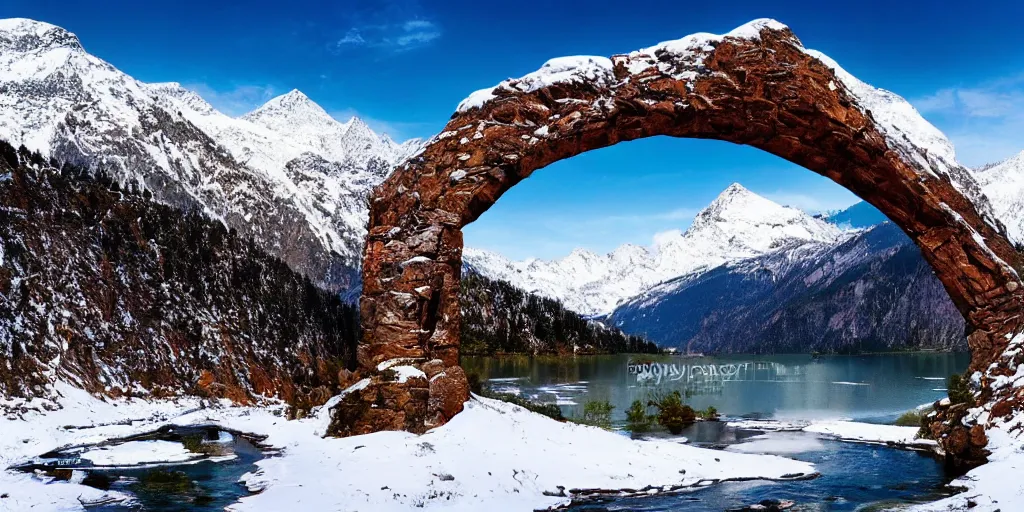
[0,18,422,291]
[974,150,1024,245]
[465,183,843,315]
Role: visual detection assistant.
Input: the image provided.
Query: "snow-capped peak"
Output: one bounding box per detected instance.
[973,150,1024,244]
[679,182,841,254]
[242,89,338,129]
[464,183,844,316]
[0,18,82,52]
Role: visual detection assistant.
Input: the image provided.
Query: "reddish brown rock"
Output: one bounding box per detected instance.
[428,366,470,426]
[345,19,1024,457]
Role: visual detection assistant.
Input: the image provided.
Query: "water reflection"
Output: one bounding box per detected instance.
[462,353,969,424]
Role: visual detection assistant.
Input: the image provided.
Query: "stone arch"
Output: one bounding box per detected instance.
[346,20,1023,455]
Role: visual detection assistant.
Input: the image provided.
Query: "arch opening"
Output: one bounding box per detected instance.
[344,19,1023,468]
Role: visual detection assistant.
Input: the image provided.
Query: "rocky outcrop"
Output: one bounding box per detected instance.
[351,18,1024,466]
[0,143,359,407]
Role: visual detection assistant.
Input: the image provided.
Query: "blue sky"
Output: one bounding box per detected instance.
[6,0,1024,260]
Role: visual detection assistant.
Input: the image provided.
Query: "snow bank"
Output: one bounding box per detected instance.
[78,440,199,466]
[226,395,815,511]
[906,428,1024,511]
[803,420,938,450]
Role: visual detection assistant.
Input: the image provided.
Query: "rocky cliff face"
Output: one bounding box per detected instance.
[609,222,966,353]
[0,18,421,293]
[0,142,359,407]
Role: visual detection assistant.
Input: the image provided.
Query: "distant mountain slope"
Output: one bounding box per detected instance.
[0,18,422,292]
[465,183,841,316]
[607,222,965,354]
[460,271,658,355]
[0,142,358,404]
[974,150,1024,246]
[825,201,889,229]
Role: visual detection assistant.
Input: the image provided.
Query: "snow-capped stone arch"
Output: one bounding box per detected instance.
[345,20,1023,464]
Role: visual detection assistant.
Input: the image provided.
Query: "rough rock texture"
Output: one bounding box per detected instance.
[353,18,1024,466]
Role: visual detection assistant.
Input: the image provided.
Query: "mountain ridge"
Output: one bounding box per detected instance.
[465,183,843,316]
[0,17,423,292]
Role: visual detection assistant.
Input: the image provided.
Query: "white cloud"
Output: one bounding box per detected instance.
[337,29,366,46]
[911,74,1024,167]
[185,83,277,117]
[335,19,440,52]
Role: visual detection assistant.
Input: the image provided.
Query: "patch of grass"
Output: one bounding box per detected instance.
[137,469,195,493]
[625,400,655,434]
[895,408,927,427]
[467,372,564,421]
[181,434,205,453]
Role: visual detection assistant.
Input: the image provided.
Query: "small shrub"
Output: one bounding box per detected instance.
[181,434,205,453]
[649,390,696,434]
[895,409,924,427]
[577,400,614,429]
[947,373,972,405]
[625,400,654,434]
[696,405,719,421]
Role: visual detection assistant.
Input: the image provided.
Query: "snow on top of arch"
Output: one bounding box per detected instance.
[457,20,790,113]
[457,55,615,112]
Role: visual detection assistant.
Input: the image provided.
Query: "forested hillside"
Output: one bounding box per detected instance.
[460,271,658,355]
[0,141,358,406]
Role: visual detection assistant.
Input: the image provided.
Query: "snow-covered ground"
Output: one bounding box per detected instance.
[2,383,814,511]
[803,420,938,450]
[4,383,1023,511]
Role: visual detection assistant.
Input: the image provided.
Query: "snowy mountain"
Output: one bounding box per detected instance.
[824,201,889,230]
[464,183,843,315]
[0,18,422,292]
[608,222,965,353]
[974,150,1024,245]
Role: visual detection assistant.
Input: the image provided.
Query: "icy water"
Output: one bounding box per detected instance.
[463,352,970,510]
[18,426,263,510]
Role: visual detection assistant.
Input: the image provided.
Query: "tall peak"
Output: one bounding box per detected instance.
[0,18,83,52]
[241,89,341,132]
[693,183,810,230]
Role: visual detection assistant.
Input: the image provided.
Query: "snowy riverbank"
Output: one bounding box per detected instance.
[2,384,812,511]
[2,384,1021,511]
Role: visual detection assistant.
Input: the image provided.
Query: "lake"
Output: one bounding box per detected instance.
[463,352,970,510]
[463,353,970,425]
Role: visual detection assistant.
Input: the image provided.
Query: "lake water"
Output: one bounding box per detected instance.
[463,353,970,425]
[463,353,970,510]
